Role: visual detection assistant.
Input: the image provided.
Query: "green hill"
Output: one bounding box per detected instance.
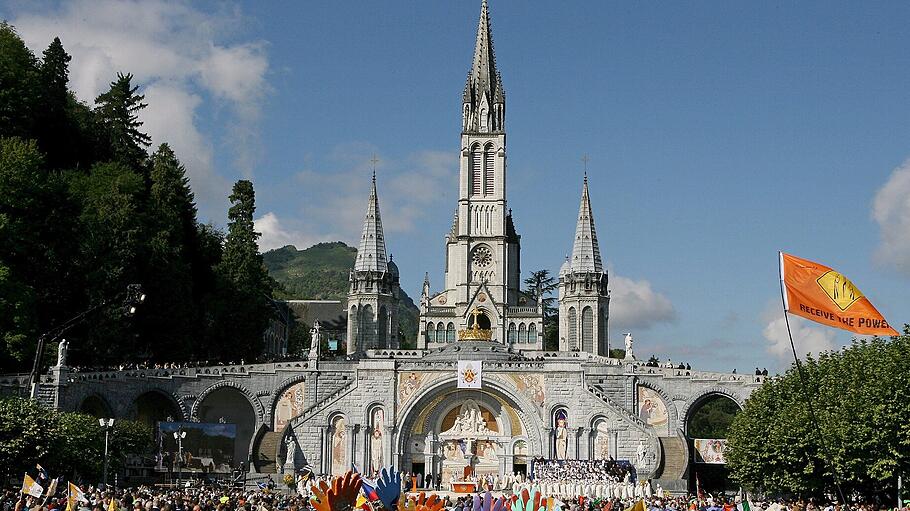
[263,242,420,344]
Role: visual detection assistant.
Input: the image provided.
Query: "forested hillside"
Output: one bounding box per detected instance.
[263,242,420,344]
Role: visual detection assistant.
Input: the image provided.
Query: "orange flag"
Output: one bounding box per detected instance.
[779,252,898,336]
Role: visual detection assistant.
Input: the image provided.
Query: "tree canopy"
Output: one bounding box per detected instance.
[726,330,910,499]
[0,25,279,371]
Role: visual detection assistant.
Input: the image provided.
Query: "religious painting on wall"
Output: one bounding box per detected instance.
[273,381,306,431]
[510,374,546,408]
[694,439,727,464]
[330,415,348,476]
[637,387,668,427]
[369,408,384,474]
[592,419,610,460]
[554,409,568,460]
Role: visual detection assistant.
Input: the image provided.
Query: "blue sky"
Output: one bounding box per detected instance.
[4,0,909,372]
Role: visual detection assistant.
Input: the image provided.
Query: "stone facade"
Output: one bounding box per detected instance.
[24,353,765,490]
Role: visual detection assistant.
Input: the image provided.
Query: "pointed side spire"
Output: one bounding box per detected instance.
[462,0,505,133]
[569,175,604,273]
[354,173,388,272]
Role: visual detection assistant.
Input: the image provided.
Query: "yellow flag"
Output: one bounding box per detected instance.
[108,498,118,511]
[21,474,44,498]
[624,501,645,511]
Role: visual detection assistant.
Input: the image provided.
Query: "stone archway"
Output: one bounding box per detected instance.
[79,394,113,418]
[196,387,257,467]
[395,377,544,483]
[133,390,183,427]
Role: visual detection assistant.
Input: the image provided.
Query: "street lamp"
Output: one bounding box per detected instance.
[173,428,186,488]
[99,418,115,488]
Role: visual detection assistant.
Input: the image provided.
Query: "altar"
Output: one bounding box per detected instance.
[439,399,506,486]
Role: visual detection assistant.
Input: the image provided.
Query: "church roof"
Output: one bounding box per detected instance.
[354,173,388,272]
[568,175,604,274]
[463,0,504,110]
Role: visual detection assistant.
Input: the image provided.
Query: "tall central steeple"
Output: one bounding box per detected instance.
[354,172,387,272]
[462,0,505,134]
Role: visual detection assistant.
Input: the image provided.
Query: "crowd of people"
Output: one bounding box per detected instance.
[528,459,642,501]
[1,468,903,511]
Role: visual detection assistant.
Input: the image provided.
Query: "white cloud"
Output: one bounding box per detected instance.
[872,158,910,276]
[762,309,839,360]
[254,212,321,252]
[608,274,676,332]
[8,0,269,217]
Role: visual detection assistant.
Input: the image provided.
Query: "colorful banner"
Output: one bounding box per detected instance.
[457,360,482,389]
[693,439,727,464]
[780,252,898,336]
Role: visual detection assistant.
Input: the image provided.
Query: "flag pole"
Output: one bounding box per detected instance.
[779,252,846,504]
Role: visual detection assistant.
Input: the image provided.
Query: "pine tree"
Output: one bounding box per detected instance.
[140,144,199,360]
[214,180,274,361]
[36,37,76,170]
[94,73,151,169]
[524,269,559,349]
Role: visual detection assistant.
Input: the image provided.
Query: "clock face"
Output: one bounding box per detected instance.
[472,246,493,268]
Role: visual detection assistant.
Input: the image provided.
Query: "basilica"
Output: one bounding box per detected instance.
[20,0,764,493]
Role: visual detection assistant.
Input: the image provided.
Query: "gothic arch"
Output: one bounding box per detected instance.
[78,393,114,418]
[362,401,385,425]
[395,375,545,458]
[679,388,745,435]
[132,388,185,425]
[192,380,264,424]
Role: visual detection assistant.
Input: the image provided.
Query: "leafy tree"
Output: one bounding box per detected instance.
[726,329,910,499]
[0,23,39,141]
[0,138,81,370]
[94,72,151,169]
[524,269,558,350]
[0,397,151,482]
[687,396,739,438]
[68,161,148,363]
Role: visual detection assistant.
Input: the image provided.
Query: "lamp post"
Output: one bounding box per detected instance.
[99,418,115,488]
[174,428,186,488]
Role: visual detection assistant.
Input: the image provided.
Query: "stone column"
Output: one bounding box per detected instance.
[578,427,591,460]
[544,427,554,458]
[320,427,328,475]
[347,424,357,471]
[384,425,395,471]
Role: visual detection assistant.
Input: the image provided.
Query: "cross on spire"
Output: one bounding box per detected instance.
[370,154,379,177]
[582,154,590,175]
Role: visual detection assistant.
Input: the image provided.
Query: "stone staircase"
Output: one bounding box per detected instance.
[586,382,648,430]
[291,379,358,428]
[253,431,283,473]
[655,435,688,493]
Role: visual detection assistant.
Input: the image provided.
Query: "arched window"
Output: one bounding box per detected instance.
[349,306,358,346]
[528,323,537,343]
[508,323,517,343]
[567,307,577,350]
[518,323,527,343]
[471,144,482,195]
[378,306,388,348]
[426,322,435,343]
[484,143,495,195]
[362,305,374,348]
[436,322,445,343]
[591,417,610,460]
[582,306,594,352]
[446,323,456,343]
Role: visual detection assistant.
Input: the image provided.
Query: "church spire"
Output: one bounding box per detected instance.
[354,172,388,272]
[569,175,603,273]
[462,0,505,133]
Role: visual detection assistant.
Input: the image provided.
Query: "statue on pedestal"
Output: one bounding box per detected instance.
[623,333,635,360]
[56,339,69,367]
[309,321,321,361]
[285,434,297,469]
